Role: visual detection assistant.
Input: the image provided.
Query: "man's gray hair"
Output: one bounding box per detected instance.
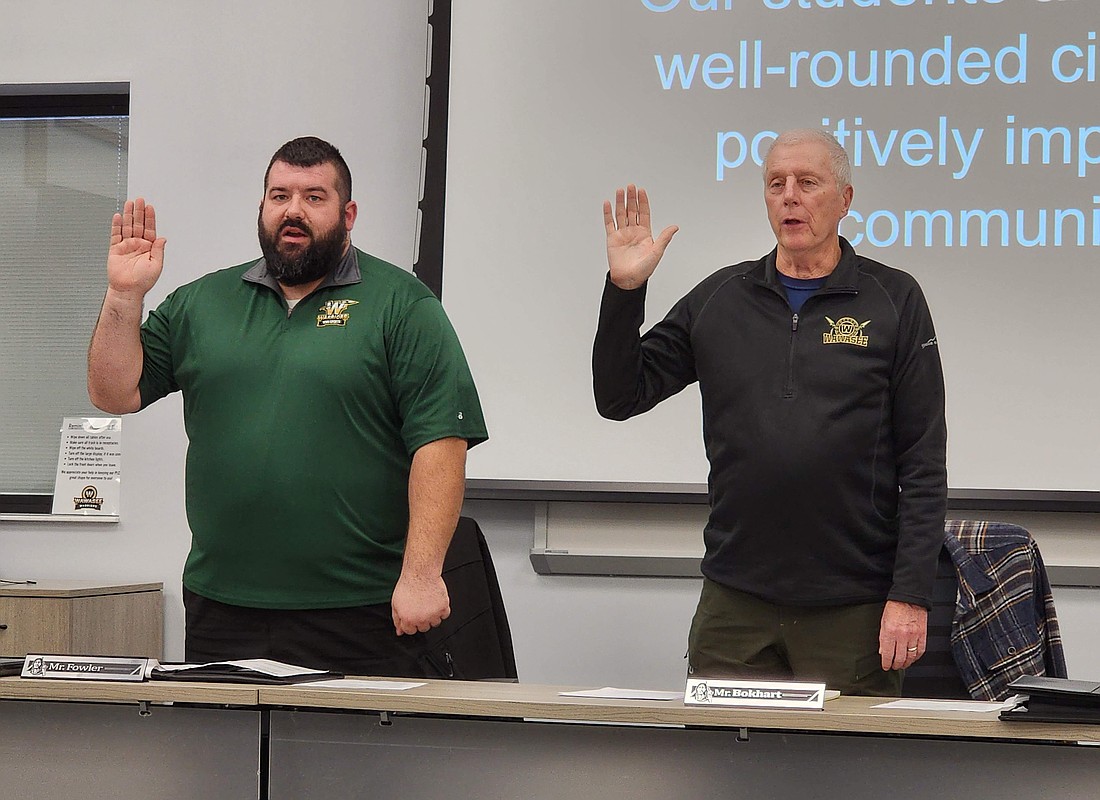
[762,129,852,190]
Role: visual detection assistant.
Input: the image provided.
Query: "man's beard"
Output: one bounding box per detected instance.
[257,211,347,286]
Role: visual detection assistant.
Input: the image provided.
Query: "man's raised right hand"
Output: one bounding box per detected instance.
[107,198,166,298]
[603,184,678,291]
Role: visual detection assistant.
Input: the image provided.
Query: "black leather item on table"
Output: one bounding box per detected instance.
[0,657,24,677]
[1001,676,1100,724]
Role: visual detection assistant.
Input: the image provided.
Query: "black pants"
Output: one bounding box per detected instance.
[183,587,435,678]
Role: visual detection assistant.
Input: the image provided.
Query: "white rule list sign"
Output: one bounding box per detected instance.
[52,417,122,516]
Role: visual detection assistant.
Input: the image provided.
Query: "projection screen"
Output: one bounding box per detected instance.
[443,0,1099,493]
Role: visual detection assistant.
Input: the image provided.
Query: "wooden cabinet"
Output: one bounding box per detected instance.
[0,581,163,659]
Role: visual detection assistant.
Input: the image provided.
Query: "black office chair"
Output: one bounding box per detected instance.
[417,516,518,681]
[900,543,971,699]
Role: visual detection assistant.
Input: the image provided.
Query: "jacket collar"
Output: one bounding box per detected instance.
[943,528,997,610]
[760,236,860,293]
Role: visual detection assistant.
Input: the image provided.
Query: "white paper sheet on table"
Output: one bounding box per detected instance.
[304,679,427,690]
[872,696,1021,713]
[560,687,683,701]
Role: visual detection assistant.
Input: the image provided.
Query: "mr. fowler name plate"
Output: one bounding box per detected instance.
[684,678,830,710]
[21,654,150,682]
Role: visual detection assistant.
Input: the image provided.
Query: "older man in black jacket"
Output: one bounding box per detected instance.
[593,128,947,696]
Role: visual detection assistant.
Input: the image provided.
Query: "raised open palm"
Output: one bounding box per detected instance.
[107,198,166,296]
[603,184,678,290]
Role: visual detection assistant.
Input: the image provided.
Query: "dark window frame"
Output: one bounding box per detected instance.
[0,85,129,516]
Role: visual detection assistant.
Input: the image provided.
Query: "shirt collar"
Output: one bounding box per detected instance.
[242,243,362,292]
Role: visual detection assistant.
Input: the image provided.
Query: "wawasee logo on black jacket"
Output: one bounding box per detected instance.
[822,316,870,347]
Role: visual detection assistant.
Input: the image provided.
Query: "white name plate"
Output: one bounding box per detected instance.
[684,678,831,710]
[21,654,150,682]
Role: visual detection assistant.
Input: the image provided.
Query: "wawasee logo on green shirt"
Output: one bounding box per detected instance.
[316,299,360,328]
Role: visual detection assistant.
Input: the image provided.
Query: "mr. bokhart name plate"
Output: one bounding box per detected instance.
[684,678,831,710]
[51,417,122,516]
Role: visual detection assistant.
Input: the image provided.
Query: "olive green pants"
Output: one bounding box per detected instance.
[687,578,903,696]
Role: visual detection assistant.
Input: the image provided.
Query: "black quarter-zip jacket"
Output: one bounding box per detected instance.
[593,238,947,608]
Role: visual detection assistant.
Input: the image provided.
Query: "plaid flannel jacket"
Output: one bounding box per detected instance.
[944,520,1068,701]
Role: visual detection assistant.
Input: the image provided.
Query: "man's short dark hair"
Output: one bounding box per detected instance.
[264,136,352,205]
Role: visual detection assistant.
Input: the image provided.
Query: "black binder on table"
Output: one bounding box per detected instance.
[0,657,25,677]
[1000,676,1100,724]
[148,660,342,685]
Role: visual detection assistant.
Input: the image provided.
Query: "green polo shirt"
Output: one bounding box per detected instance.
[138,247,487,609]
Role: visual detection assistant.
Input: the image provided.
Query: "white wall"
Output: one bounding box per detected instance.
[466,500,701,689]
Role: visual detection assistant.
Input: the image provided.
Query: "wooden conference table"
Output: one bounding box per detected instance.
[2,676,1097,799]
